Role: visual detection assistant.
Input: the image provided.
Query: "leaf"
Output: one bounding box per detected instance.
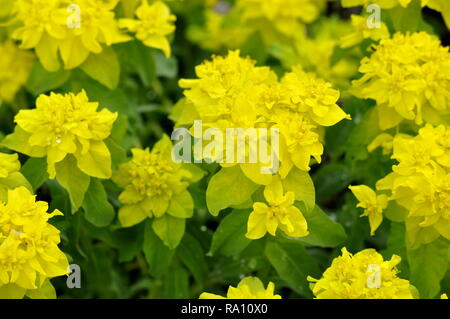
[388,0,423,32]
[265,239,320,297]
[80,47,120,89]
[177,233,208,284]
[206,166,259,216]
[382,222,409,277]
[240,32,267,64]
[210,209,252,256]
[408,238,449,298]
[143,220,175,276]
[153,50,178,78]
[167,190,194,218]
[26,280,56,299]
[282,167,315,212]
[296,205,347,248]
[82,178,115,227]
[21,157,48,191]
[26,61,71,95]
[163,267,189,299]
[54,155,90,212]
[125,40,156,87]
[383,201,407,222]
[152,215,185,249]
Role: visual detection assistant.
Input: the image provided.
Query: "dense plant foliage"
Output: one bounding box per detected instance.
[0,0,449,299]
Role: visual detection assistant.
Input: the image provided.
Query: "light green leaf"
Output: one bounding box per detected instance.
[125,40,156,87]
[55,155,90,212]
[265,239,320,297]
[82,178,115,227]
[206,166,259,216]
[143,220,174,276]
[21,157,48,191]
[408,238,449,298]
[80,47,120,90]
[282,167,315,212]
[26,280,56,299]
[167,190,194,218]
[383,201,407,222]
[210,209,252,256]
[152,215,185,249]
[177,233,208,284]
[296,205,347,247]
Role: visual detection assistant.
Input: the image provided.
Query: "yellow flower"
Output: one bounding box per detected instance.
[0,153,32,203]
[368,133,394,155]
[200,276,281,299]
[376,125,450,247]
[3,90,117,179]
[340,15,390,48]
[441,293,448,299]
[341,0,413,8]
[349,185,388,235]
[0,41,34,104]
[11,0,130,71]
[0,187,68,299]
[353,32,450,130]
[308,248,415,299]
[176,51,349,184]
[113,135,195,227]
[119,0,176,57]
[246,177,308,239]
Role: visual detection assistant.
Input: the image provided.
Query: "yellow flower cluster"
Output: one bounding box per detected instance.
[308,248,415,299]
[10,0,130,71]
[237,0,327,39]
[0,153,32,203]
[0,187,68,299]
[353,32,450,130]
[3,90,117,179]
[113,135,195,227]
[340,15,390,49]
[246,177,308,239]
[119,0,176,57]
[178,50,349,185]
[0,41,34,104]
[376,124,450,247]
[200,276,281,299]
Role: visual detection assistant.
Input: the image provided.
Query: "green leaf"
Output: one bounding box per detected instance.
[382,222,409,277]
[153,50,178,78]
[240,32,267,64]
[383,201,407,222]
[124,40,156,87]
[408,238,449,298]
[167,190,194,218]
[177,233,208,284]
[82,179,115,227]
[163,267,189,299]
[80,47,120,89]
[210,209,252,256]
[54,155,90,212]
[206,166,259,216]
[21,157,48,191]
[297,205,347,247]
[143,220,175,276]
[26,61,71,95]
[388,0,423,32]
[265,239,320,297]
[282,167,315,212]
[152,215,185,249]
[25,280,56,299]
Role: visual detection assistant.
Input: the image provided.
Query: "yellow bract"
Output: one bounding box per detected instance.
[342,0,413,8]
[0,187,68,299]
[308,248,415,299]
[11,0,130,71]
[0,153,32,203]
[246,177,308,239]
[199,276,281,299]
[376,124,450,247]
[0,41,34,104]
[113,135,194,227]
[353,32,450,130]
[340,15,390,49]
[3,90,117,179]
[119,0,176,57]
[178,51,349,184]
[349,185,388,235]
